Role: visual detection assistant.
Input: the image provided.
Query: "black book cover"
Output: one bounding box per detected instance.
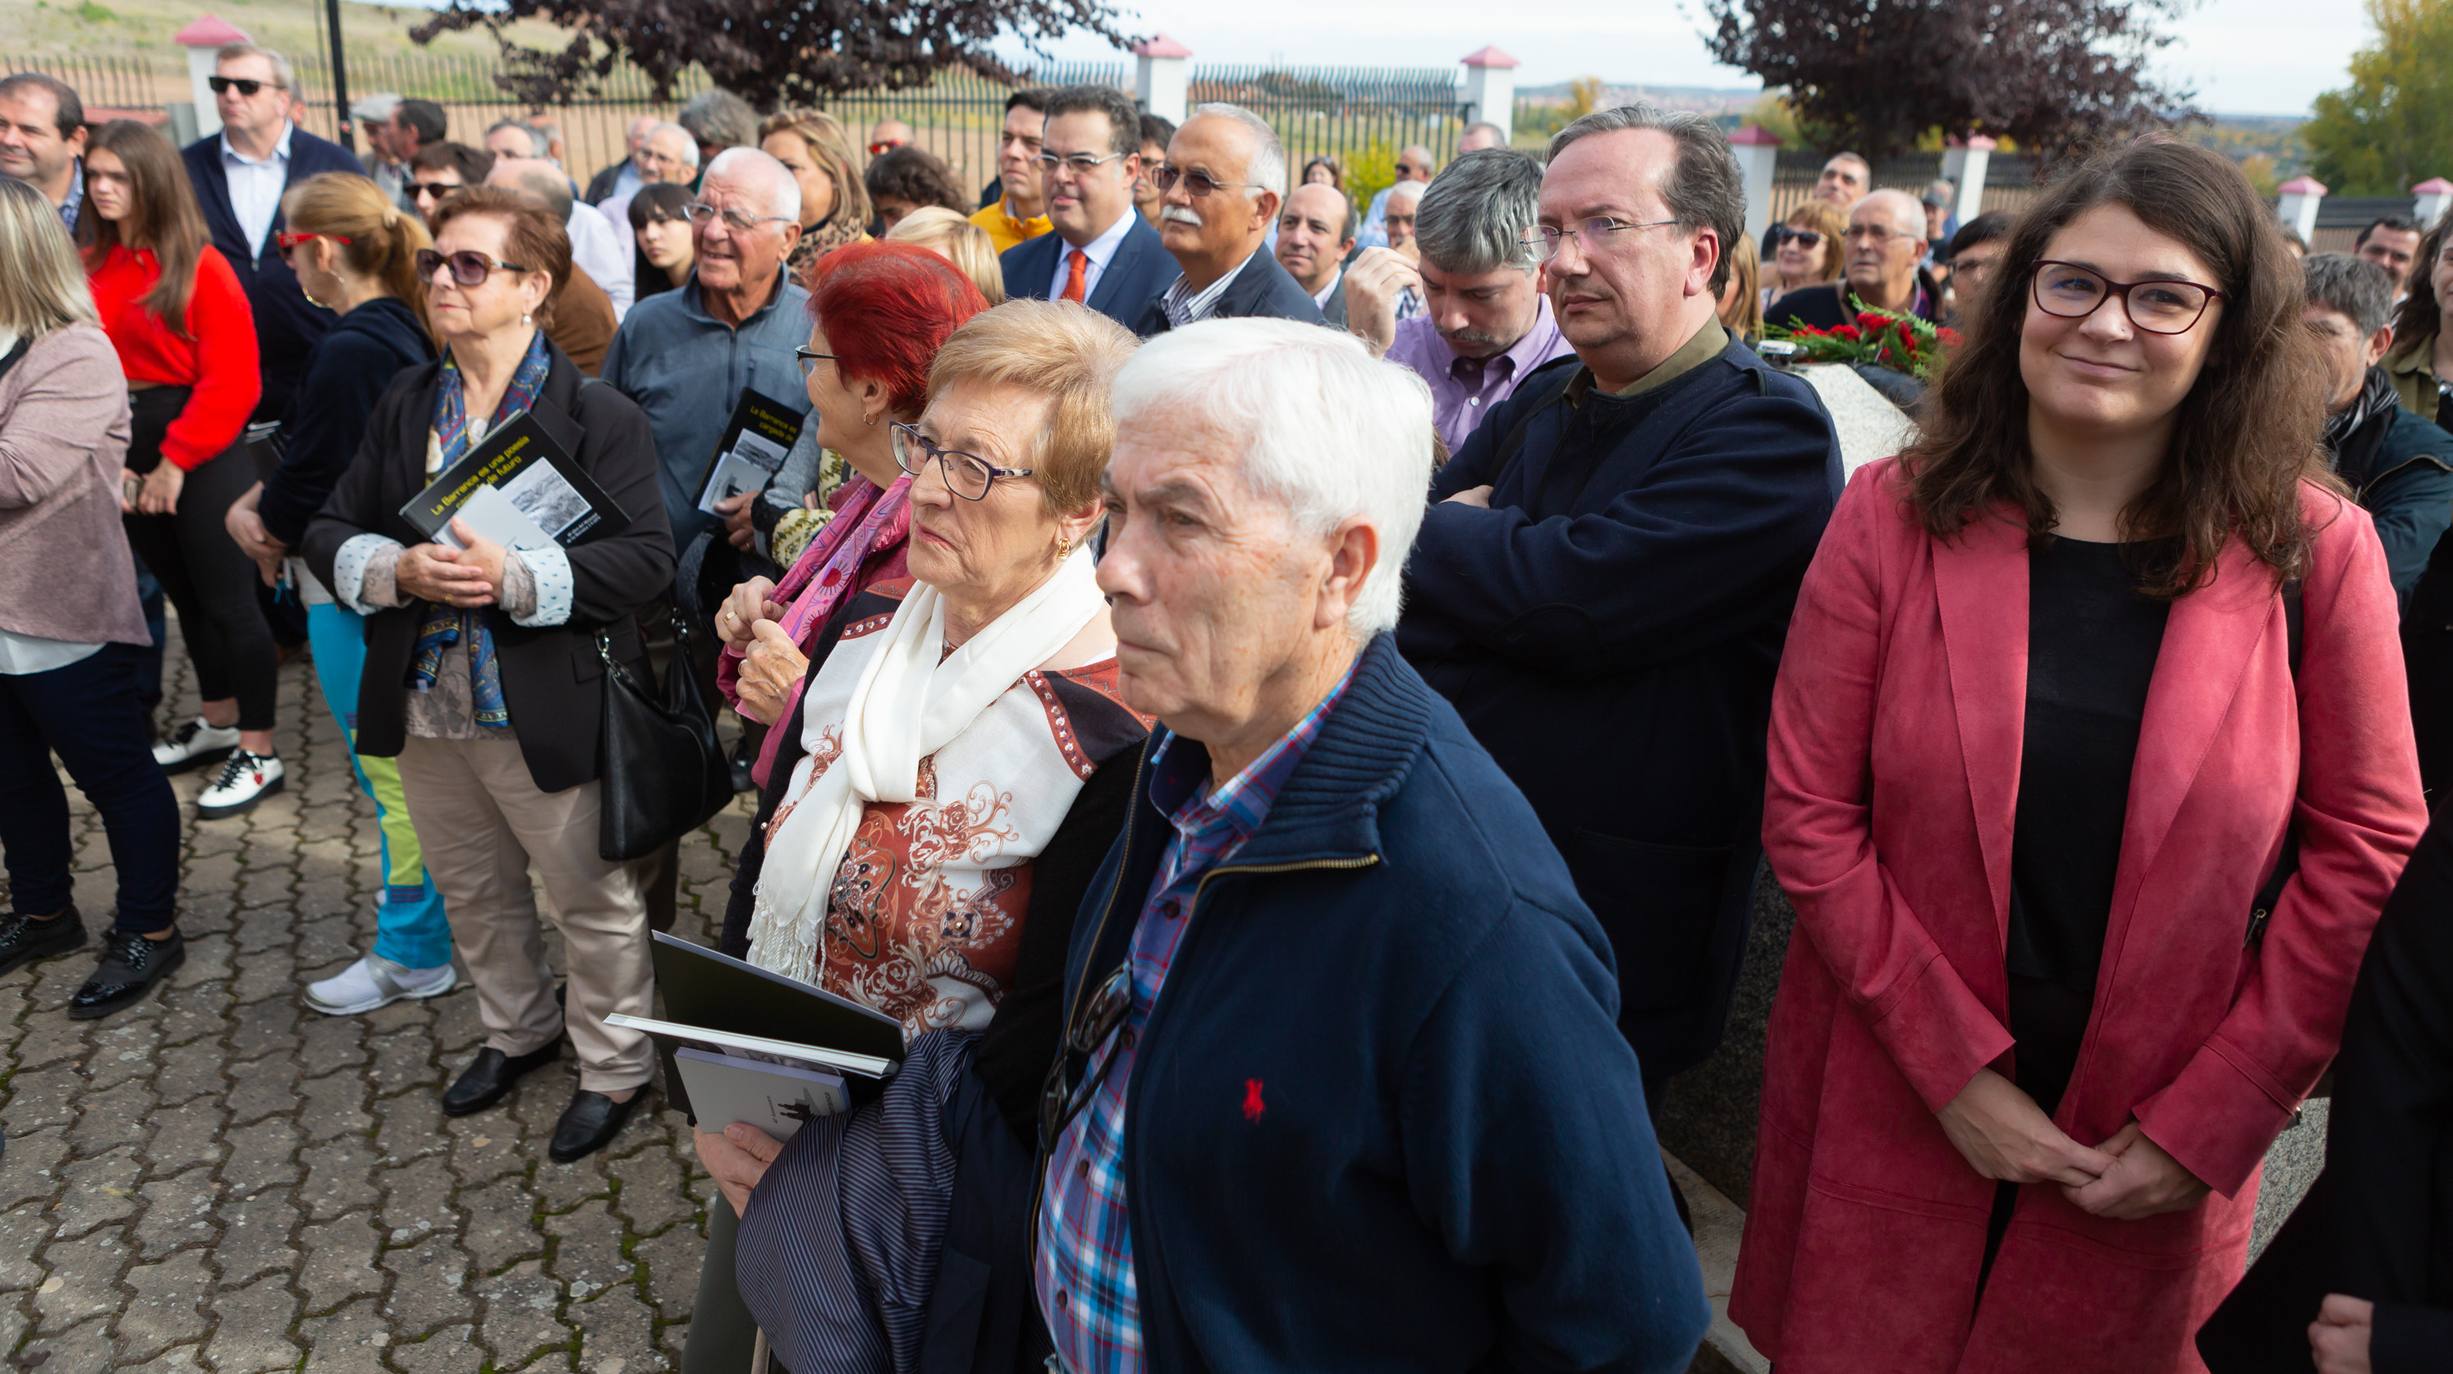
[645,931,905,1121]
[691,388,804,515]
[398,410,628,549]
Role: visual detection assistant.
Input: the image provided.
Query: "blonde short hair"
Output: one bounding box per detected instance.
[0,179,97,337]
[926,300,1138,514]
[886,206,1007,305]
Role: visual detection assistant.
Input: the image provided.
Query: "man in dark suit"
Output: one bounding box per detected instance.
[179,42,359,422]
[1137,103,1325,335]
[997,84,1172,330]
[1274,181,1357,326]
[1398,105,1842,1111]
[1766,187,1942,333]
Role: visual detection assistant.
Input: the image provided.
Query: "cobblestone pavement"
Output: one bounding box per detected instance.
[1,634,750,1370]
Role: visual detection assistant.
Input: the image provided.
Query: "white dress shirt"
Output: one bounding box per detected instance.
[1044,208,1137,303]
[565,200,634,319]
[1311,268,1343,310]
[221,122,294,258]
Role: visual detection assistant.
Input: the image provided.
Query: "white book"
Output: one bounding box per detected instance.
[672,1047,848,1140]
[604,1011,898,1081]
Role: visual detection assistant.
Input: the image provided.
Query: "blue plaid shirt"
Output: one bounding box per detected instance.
[1034,667,1355,1372]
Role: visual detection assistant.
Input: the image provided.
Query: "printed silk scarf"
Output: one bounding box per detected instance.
[406,331,553,730]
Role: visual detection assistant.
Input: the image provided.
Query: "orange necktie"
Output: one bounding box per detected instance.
[1062,249,1089,303]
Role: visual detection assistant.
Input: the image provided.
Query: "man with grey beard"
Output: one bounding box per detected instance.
[1345,150,1572,450]
[1138,102,1324,334]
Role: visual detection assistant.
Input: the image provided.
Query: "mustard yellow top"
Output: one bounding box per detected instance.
[968,200,1053,256]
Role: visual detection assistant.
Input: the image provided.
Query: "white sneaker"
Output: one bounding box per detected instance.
[153,717,240,772]
[304,953,457,1016]
[195,748,284,819]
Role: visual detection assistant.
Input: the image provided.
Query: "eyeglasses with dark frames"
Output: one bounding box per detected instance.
[408,180,464,202]
[1035,964,1134,1155]
[1521,216,1681,263]
[1772,226,1825,249]
[890,422,1034,501]
[414,248,532,288]
[1153,164,1258,199]
[794,346,837,382]
[2029,260,2225,336]
[207,76,282,97]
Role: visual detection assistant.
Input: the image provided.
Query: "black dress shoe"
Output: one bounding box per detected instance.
[441,1043,562,1117]
[68,928,183,1020]
[548,1087,643,1162]
[0,906,87,979]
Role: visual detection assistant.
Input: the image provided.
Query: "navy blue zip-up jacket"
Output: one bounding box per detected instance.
[255,295,434,548]
[1046,634,1710,1372]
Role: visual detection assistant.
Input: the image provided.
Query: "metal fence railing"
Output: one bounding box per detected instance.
[0,52,178,120]
[1188,64,1466,204]
[1763,149,2044,226]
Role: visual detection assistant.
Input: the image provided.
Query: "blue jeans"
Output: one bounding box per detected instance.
[0,646,180,933]
[304,599,454,970]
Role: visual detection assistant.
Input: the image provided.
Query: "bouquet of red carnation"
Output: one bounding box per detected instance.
[1766,296,1961,382]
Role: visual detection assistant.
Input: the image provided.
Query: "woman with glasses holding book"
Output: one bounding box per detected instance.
[1729,138,2427,1371]
[302,186,675,1165]
[682,298,1148,1374]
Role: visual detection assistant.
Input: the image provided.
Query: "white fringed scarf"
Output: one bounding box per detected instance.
[745,548,1107,980]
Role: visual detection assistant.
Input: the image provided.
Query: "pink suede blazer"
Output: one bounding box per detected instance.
[1731,459,2426,1373]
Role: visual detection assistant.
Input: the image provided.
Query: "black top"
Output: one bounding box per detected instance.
[2005,535,2173,1117]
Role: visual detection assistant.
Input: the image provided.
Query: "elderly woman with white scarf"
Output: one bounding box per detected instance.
[683,299,1148,1374]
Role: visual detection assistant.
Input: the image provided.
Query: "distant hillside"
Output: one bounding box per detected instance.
[7,0,586,71]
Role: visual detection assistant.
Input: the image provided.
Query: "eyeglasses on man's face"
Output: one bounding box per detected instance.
[1153,164,1257,199]
[208,76,282,97]
[409,180,461,203]
[1521,216,1681,263]
[685,200,795,234]
[2029,260,2224,336]
[1037,150,1126,175]
[1844,223,1917,246]
[415,248,531,288]
[890,422,1034,501]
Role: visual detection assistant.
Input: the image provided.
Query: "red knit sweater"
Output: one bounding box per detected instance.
[86,242,262,470]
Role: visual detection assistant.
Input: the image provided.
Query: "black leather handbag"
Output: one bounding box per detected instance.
[595,609,731,861]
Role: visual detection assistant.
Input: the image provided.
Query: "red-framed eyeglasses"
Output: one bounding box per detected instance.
[274,231,353,251]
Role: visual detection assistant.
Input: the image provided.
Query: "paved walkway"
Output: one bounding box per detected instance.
[1,636,748,1370]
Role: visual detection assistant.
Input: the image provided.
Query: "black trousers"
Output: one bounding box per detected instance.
[0,646,180,932]
[121,389,278,732]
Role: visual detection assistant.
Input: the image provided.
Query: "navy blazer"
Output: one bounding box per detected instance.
[1132,245,1328,336]
[998,213,1174,331]
[180,125,362,421]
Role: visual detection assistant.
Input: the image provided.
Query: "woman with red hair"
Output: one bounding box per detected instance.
[714,240,987,788]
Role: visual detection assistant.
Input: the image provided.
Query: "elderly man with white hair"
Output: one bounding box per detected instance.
[600,145,811,551]
[1035,317,1710,1371]
[1766,185,1942,330]
[1139,102,1325,333]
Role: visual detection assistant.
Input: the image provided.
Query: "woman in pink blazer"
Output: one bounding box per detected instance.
[1731,138,2428,1372]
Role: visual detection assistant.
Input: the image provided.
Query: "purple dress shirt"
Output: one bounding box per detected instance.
[1381,294,1575,453]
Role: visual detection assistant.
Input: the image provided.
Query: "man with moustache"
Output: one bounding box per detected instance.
[1275,181,1358,325]
[1343,149,1570,450]
[1139,103,1324,335]
[1398,106,1842,1123]
[1767,187,1941,330]
[998,84,1173,329]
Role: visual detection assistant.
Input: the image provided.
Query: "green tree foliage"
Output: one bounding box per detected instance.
[409,0,1135,108]
[2304,0,2453,196]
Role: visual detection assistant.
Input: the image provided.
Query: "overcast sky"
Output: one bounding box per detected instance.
[1013,0,2373,118]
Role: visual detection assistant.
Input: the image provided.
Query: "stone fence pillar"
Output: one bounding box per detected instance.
[1940,134,1995,222]
[2414,178,2453,230]
[175,13,251,139]
[2276,176,2327,243]
[1133,35,1191,124]
[1460,46,1519,143]
[1730,124,1780,244]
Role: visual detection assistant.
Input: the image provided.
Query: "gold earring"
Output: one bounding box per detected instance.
[1056,534,1073,562]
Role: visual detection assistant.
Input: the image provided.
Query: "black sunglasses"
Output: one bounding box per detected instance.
[1035,965,1133,1154]
[415,248,531,287]
[1773,226,1825,248]
[207,76,281,97]
[408,181,462,201]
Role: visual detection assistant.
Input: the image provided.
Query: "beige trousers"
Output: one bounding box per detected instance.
[395,734,656,1092]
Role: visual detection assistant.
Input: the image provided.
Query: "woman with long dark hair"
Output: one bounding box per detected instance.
[625,181,694,304]
[78,119,281,819]
[1730,136,2428,1371]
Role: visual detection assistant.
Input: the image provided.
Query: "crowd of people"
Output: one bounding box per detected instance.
[4,36,2453,1374]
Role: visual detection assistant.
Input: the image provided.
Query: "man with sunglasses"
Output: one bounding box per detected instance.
[178,42,358,422]
[865,116,914,158]
[998,85,1172,330]
[1139,103,1324,335]
[1399,105,1841,1137]
[1036,318,1710,1372]
[1356,142,1436,251]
